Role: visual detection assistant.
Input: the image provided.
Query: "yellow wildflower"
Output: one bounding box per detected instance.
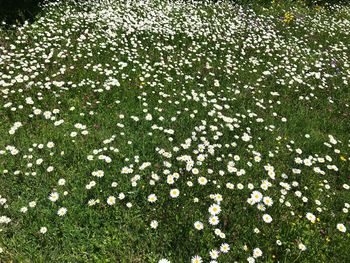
[283,12,294,24]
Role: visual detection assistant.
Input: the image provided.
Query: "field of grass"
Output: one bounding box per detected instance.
[0,0,350,262]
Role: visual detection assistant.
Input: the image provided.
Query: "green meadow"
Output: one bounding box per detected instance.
[0,0,349,262]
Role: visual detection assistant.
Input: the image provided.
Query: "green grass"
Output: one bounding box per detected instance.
[0,0,350,262]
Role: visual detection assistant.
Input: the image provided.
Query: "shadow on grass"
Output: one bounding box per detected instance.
[0,0,47,25]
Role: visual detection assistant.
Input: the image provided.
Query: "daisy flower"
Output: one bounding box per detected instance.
[151,220,158,229]
[262,214,272,223]
[209,216,219,225]
[208,204,221,215]
[253,248,262,258]
[48,192,59,202]
[198,176,208,185]
[209,249,219,259]
[220,243,230,253]
[40,227,47,234]
[263,196,273,206]
[57,207,67,217]
[194,221,204,230]
[306,212,316,223]
[170,189,180,198]
[148,194,158,203]
[337,223,346,233]
[298,243,307,251]
[251,191,263,203]
[107,196,116,205]
[191,255,202,263]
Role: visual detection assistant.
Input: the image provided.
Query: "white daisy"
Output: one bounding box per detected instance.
[337,223,346,233]
[220,243,230,253]
[57,207,67,217]
[49,192,59,202]
[40,227,47,234]
[253,248,262,258]
[170,189,180,198]
[262,214,272,223]
[208,204,221,215]
[194,221,204,230]
[306,212,316,223]
[209,216,219,225]
[198,176,208,185]
[150,220,158,229]
[107,196,116,205]
[191,255,202,263]
[298,243,307,251]
[148,194,157,203]
[209,249,219,259]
